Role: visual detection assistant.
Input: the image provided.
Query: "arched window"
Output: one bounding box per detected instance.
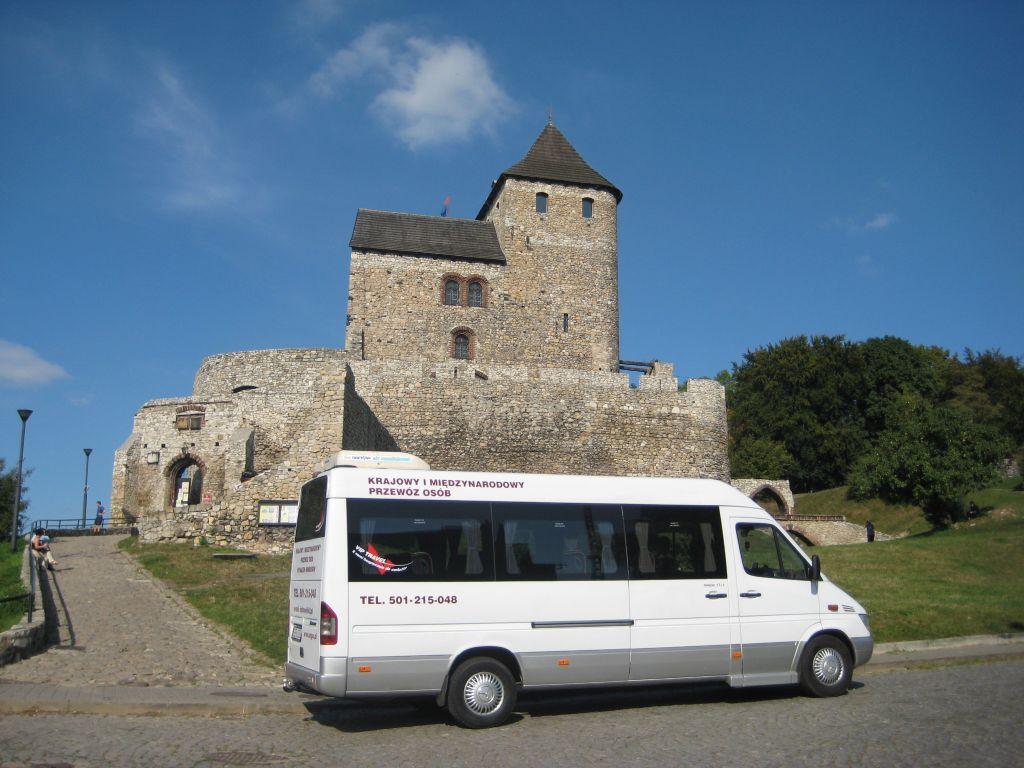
[173,462,203,507]
[454,333,470,360]
[468,281,483,307]
[582,198,594,218]
[536,192,548,214]
[444,279,461,306]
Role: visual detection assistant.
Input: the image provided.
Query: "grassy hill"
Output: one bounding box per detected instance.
[795,477,1024,538]
[809,514,1024,643]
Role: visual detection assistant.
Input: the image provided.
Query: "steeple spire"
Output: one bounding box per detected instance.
[477,122,621,219]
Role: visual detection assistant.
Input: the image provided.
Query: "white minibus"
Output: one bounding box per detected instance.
[284,452,872,728]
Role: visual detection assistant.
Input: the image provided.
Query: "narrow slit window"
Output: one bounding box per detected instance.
[536,192,548,214]
[444,279,461,306]
[582,198,593,218]
[562,313,569,332]
[468,281,483,307]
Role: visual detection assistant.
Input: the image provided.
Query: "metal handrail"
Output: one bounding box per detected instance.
[29,516,137,532]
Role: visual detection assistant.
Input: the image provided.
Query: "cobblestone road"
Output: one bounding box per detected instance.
[0,535,274,687]
[1,659,1021,767]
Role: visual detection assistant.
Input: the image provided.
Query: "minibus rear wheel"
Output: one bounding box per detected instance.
[447,657,517,728]
[799,635,852,697]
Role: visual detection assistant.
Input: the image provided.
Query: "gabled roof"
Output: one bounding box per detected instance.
[349,209,506,264]
[477,123,622,219]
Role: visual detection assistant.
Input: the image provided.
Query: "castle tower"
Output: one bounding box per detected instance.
[345,122,622,372]
[478,123,622,372]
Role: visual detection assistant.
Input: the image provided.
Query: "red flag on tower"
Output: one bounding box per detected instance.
[440,195,451,217]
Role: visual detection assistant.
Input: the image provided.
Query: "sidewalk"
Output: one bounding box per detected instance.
[1,633,1021,717]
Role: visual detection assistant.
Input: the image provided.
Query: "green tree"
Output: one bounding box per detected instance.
[727,335,866,491]
[848,394,1010,525]
[0,459,31,538]
[729,437,794,480]
[951,349,1024,449]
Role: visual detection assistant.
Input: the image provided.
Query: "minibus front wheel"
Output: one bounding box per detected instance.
[447,657,517,728]
[798,635,853,697]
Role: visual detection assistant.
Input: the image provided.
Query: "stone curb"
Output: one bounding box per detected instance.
[872,632,1024,656]
[0,547,47,667]
[0,685,315,717]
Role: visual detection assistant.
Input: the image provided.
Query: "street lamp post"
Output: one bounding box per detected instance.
[81,448,92,529]
[9,409,32,553]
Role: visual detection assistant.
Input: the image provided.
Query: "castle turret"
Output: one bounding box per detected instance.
[478,123,622,371]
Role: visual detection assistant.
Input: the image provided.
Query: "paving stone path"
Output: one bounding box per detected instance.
[1,659,1022,767]
[0,535,277,687]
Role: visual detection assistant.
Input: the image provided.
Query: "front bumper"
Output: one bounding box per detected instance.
[852,635,874,667]
[285,657,348,697]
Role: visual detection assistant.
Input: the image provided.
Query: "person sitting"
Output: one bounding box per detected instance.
[30,528,57,571]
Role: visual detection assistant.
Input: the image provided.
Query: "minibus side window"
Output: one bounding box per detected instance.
[493,503,626,581]
[294,476,328,542]
[623,506,726,580]
[347,499,493,582]
[736,523,810,580]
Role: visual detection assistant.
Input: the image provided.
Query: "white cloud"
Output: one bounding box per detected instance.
[306,25,515,148]
[863,212,898,231]
[308,23,399,97]
[830,212,899,234]
[0,341,69,387]
[136,66,253,212]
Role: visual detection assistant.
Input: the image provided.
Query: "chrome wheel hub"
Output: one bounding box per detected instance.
[812,647,844,686]
[463,671,504,715]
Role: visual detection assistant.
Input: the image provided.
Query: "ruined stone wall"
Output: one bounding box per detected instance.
[346,361,728,480]
[115,348,354,552]
[483,179,620,372]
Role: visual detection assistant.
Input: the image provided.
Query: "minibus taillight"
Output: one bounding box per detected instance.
[320,601,338,645]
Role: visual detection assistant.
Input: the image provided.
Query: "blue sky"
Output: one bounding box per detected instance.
[2,0,1022,522]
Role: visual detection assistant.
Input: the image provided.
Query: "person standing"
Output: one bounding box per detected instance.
[92,500,105,534]
[866,520,875,543]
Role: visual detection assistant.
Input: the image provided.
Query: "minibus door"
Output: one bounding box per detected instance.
[626,506,733,681]
[732,519,820,683]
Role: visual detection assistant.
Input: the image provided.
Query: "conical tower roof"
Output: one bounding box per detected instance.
[477,123,621,219]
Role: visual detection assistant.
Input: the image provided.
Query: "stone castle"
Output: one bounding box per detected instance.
[112,122,746,552]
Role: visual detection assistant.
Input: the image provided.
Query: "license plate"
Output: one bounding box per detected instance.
[291,623,302,642]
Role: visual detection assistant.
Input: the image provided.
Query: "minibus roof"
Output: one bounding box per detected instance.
[325,467,762,511]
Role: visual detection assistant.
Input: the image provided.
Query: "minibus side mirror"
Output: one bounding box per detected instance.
[810,555,821,583]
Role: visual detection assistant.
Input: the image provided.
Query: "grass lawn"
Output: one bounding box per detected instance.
[796,477,1024,538]
[795,486,932,537]
[0,547,28,633]
[118,537,291,665]
[809,515,1024,643]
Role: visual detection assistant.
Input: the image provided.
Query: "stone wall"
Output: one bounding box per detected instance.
[345,250,507,365]
[113,349,354,553]
[346,360,728,480]
[731,479,796,516]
